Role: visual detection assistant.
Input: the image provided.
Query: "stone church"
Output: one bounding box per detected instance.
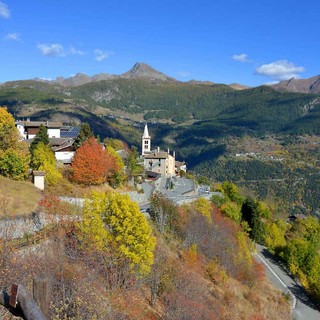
[141,124,176,177]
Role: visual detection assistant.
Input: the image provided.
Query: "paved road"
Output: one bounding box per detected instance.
[256,244,320,320]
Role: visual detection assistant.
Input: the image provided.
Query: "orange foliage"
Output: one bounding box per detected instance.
[38,193,76,217]
[38,194,63,214]
[71,137,117,185]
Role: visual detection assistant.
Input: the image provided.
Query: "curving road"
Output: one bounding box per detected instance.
[255,244,320,320]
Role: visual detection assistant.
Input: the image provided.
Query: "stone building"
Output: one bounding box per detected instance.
[141,124,176,176]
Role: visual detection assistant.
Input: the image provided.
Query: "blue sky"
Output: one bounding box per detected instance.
[0,0,319,86]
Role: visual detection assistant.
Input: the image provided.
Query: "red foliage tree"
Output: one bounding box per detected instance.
[71,137,114,185]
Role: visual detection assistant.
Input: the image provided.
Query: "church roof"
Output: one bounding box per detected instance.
[144,151,171,159]
[142,124,151,139]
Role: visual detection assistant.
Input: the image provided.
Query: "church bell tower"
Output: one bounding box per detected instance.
[142,124,151,155]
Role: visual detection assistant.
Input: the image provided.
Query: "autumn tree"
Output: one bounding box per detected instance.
[220,201,242,223]
[78,191,156,277]
[0,107,30,180]
[150,192,178,233]
[283,216,320,294]
[74,123,93,149]
[105,145,125,187]
[193,197,212,222]
[32,142,62,185]
[218,181,244,205]
[0,107,21,149]
[264,219,287,255]
[71,137,111,185]
[104,137,127,151]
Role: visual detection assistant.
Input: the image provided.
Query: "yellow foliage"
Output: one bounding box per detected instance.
[264,220,287,254]
[193,197,212,222]
[79,191,156,275]
[206,259,228,285]
[220,201,242,223]
[235,231,253,267]
[32,142,62,185]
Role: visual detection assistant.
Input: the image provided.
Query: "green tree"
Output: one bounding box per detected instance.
[241,198,265,243]
[283,216,320,294]
[0,146,30,180]
[264,220,287,254]
[104,137,126,151]
[219,181,244,205]
[125,146,143,179]
[74,123,93,149]
[105,145,125,187]
[79,191,156,275]
[32,142,62,185]
[220,201,242,223]
[31,124,49,146]
[30,124,50,165]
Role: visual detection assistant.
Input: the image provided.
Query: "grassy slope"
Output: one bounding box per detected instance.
[0,176,41,218]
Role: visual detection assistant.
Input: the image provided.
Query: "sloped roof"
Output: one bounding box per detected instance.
[50,138,75,151]
[16,120,63,128]
[144,151,170,159]
[60,126,80,138]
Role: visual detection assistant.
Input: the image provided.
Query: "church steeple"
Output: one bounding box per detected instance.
[142,123,150,139]
[142,124,151,155]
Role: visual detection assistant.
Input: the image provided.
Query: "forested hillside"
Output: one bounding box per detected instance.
[1,77,320,134]
[1,75,319,216]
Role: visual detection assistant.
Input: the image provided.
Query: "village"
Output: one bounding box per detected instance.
[14,118,215,207]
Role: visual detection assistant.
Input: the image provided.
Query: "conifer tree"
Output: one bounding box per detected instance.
[30,124,50,166]
[74,123,93,149]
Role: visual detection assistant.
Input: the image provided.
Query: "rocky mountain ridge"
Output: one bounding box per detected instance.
[49,63,175,87]
[271,75,320,94]
[3,62,319,93]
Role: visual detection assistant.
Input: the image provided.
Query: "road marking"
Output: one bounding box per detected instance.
[255,252,297,310]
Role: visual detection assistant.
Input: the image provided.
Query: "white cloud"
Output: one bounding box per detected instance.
[232,53,249,62]
[94,49,113,62]
[255,60,305,80]
[5,33,20,41]
[0,1,10,18]
[37,43,65,57]
[70,46,86,55]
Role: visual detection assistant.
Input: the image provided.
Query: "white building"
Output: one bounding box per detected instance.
[16,120,62,139]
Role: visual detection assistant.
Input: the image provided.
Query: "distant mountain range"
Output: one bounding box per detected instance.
[33,62,320,94]
[0,61,319,141]
[271,75,320,94]
[4,62,317,94]
[45,63,177,87]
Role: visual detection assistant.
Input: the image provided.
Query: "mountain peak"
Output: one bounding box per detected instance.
[271,75,320,94]
[121,62,176,81]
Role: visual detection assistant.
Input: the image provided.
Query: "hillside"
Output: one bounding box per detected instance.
[0,176,41,218]
[0,65,320,216]
[0,189,291,320]
[1,73,320,134]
